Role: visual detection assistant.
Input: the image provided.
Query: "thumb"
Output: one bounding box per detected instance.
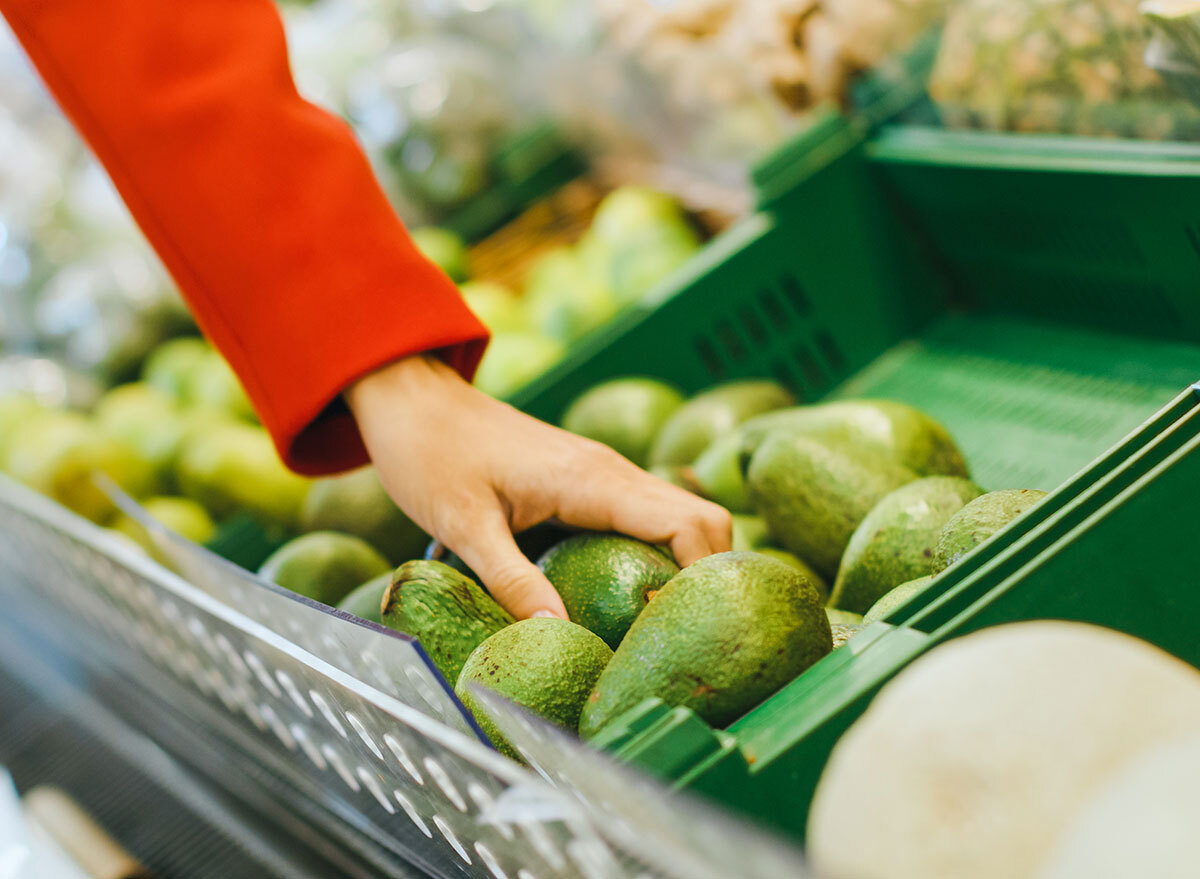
[449,507,569,621]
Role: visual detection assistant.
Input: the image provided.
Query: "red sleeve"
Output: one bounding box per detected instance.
[0,0,489,475]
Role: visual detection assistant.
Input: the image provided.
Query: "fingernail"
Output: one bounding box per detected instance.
[532,609,561,618]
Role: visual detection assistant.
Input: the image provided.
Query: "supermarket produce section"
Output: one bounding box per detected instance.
[3,0,1200,877]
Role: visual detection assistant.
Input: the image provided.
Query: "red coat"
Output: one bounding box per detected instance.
[0,0,489,475]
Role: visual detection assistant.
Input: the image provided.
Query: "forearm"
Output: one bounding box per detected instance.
[0,0,487,474]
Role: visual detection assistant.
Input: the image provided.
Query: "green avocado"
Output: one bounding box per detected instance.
[830,623,863,649]
[301,468,428,564]
[258,531,392,606]
[747,433,918,579]
[692,431,754,512]
[537,533,679,649]
[740,400,968,479]
[456,618,613,760]
[335,572,392,624]
[826,608,863,626]
[579,551,830,737]
[731,514,771,551]
[649,380,795,468]
[381,560,515,683]
[830,476,983,614]
[862,575,935,625]
[649,464,703,493]
[561,378,685,467]
[760,548,829,604]
[932,488,1048,573]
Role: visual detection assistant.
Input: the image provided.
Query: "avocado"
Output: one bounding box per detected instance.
[932,489,1049,573]
[691,431,754,512]
[561,378,685,467]
[456,618,613,760]
[862,575,935,625]
[747,433,918,578]
[425,521,574,588]
[740,400,968,479]
[649,380,795,467]
[761,548,829,604]
[336,572,391,624]
[301,468,428,564]
[731,514,771,551]
[258,532,392,606]
[537,533,679,648]
[382,560,515,683]
[830,476,983,614]
[826,608,863,626]
[831,623,863,649]
[649,464,703,493]
[579,551,830,737]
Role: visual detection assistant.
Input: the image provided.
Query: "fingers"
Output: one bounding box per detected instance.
[447,504,569,621]
[553,446,733,567]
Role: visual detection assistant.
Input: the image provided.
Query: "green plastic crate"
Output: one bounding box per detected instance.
[510,115,1200,839]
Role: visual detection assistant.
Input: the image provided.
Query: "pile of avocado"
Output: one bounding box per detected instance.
[278,376,1047,760]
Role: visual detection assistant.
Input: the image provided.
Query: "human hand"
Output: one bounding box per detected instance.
[345,355,732,620]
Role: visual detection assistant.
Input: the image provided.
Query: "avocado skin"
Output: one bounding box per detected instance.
[538,533,679,649]
[862,575,935,625]
[831,476,983,614]
[691,431,754,512]
[258,532,392,606]
[561,378,685,467]
[579,551,831,738]
[759,547,829,604]
[381,560,515,683]
[300,468,428,564]
[740,400,968,479]
[336,573,391,624]
[649,380,795,468]
[830,623,863,649]
[748,433,918,579]
[932,489,1049,573]
[456,618,612,760]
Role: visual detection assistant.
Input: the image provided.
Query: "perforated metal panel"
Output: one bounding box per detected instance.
[0,476,668,879]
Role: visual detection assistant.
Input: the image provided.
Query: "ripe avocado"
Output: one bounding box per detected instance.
[932,489,1048,573]
[830,476,983,614]
[336,572,392,624]
[649,380,795,467]
[579,551,831,737]
[740,400,968,479]
[258,531,391,606]
[301,467,428,564]
[760,547,829,604]
[456,618,613,760]
[561,378,685,467]
[537,533,680,648]
[381,559,515,683]
[862,575,935,625]
[747,433,917,579]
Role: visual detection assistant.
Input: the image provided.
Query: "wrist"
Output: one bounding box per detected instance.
[344,353,479,422]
